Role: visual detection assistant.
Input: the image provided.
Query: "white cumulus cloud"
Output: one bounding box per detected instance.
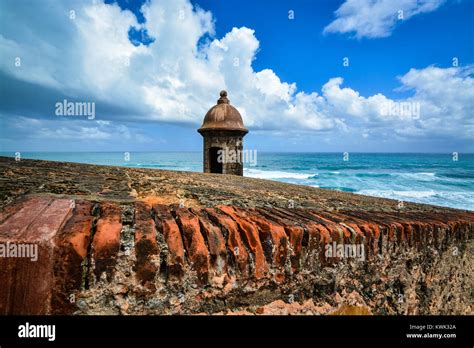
[0,0,472,148]
[324,0,446,39]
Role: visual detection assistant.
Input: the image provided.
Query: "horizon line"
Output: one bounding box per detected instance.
[1,151,473,155]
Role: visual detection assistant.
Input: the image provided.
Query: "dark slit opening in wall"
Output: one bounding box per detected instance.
[209,147,223,174]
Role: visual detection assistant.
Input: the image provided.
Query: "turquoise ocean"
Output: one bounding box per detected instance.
[1,152,473,211]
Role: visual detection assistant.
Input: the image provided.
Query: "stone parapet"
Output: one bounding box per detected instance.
[0,196,472,315]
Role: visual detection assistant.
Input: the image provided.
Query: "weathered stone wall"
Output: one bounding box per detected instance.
[0,157,472,315]
[202,131,244,175]
[1,196,472,315]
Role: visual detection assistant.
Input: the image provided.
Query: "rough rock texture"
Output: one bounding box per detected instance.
[2,156,464,212]
[0,157,473,315]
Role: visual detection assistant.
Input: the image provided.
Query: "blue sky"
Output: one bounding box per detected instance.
[0,0,473,152]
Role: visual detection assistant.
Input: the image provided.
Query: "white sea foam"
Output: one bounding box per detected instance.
[244,168,312,180]
[357,189,437,199]
[396,172,437,181]
[356,190,473,210]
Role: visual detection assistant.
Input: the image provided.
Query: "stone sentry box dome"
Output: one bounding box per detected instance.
[198,90,248,175]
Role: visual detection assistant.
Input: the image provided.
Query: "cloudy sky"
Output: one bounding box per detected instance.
[0,0,473,152]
